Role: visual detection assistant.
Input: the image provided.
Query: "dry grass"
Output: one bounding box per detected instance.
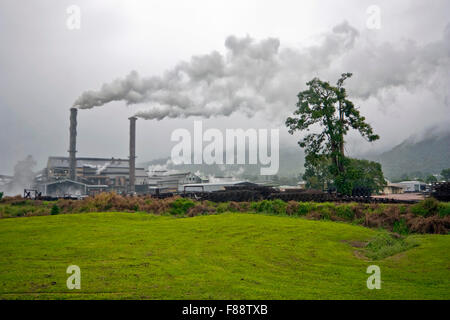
[0,193,449,234]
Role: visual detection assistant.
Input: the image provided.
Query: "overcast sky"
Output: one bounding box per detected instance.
[1,0,449,174]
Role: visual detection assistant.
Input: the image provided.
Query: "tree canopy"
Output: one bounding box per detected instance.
[425,175,438,184]
[286,73,384,195]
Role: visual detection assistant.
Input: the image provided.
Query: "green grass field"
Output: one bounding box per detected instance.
[0,212,448,299]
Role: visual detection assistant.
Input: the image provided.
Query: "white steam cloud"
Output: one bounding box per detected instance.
[73,21,450,121]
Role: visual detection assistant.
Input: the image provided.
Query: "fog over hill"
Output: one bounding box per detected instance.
[368,130,450,180]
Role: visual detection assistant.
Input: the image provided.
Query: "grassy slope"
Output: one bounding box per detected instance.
[0,212,448,300]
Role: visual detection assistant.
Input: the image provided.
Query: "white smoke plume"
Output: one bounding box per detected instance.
[148,159,180,175]
[83,162,112,175]
[73,21,450,121]
[1,155,36,196]
[95,162,111,175]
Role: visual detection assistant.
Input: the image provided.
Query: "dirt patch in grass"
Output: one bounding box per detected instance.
[341,240,368,248]
[353,250,369,260]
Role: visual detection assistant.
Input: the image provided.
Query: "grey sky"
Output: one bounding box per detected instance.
[1,0,449,174]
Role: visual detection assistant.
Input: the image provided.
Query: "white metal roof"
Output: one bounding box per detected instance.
[181,181,254,187]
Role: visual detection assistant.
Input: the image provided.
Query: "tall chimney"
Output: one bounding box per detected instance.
[69,108,78,181]
[129,116,137,193]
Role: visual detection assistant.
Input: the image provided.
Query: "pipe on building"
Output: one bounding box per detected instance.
[129,116,137,193]
[69,108,77,181]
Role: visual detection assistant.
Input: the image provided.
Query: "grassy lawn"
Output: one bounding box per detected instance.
[0,212,448,299]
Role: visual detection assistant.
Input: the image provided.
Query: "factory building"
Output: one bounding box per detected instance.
[382,182,405,195]
[33,108,148,197]
[31,108,210,198]
[147,171,205,194]
[398,181,427,193]
[39,156,148,196]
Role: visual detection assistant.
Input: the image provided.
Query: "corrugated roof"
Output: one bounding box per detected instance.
[182,181,255,187]
[47,156,144,170]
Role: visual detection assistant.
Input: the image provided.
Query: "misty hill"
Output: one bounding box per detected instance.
[140,132,450,182]
[371,132,450,180]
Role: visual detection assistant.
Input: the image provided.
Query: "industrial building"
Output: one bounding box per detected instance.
[398,181,427,193]
[31,108,147,197]
[148,171,206,194]
[27,107,256,198]
[38,156,148,196]
[382,182,405,195]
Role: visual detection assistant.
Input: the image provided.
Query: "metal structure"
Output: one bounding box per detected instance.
[69,108,78,181]
[180,185,419,204]
[129,116,137,193]
[24,189,40,199]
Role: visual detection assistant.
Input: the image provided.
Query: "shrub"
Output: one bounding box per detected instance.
[228,201,243,212]
[411,198,440,217]
[393,218,409,235]
[169,198,195,215]
[365,233,418,260]
[314,203,334,220]
[250,200,287,215]
[186,204,216,217]
[50,204,60,215]
[438,202,450,217]
[407,214,449,234]
[352,217,365,225]
[297,202,314,216]
[286,201,299,216]
[238,202,250,212]
[256,200,273,213]
[335,204,355,220]
[272,199,287,214]
[216,202,230,213]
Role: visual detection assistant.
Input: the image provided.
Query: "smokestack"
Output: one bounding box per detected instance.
[129,116,137,193]
[69,108,77,181]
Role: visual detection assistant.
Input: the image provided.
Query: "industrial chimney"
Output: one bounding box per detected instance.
[129,116,137,193]
[69,108,78,181]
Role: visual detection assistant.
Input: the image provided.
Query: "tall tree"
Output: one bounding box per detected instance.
[286,73,381,194]
[286,73,379,174]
